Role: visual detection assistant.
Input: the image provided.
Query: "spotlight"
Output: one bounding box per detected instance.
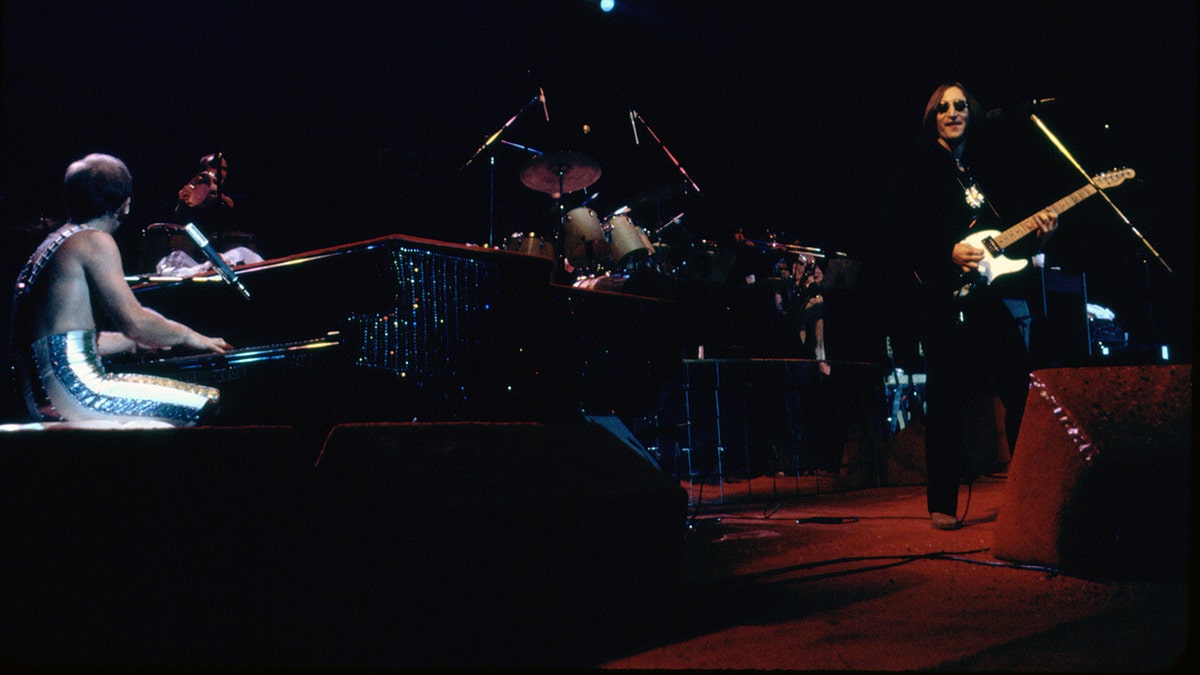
[600,0,615,12]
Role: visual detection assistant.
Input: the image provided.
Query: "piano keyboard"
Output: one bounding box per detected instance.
[109,333,342,384]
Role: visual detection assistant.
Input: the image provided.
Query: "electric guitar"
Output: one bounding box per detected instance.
[953,168,1135,298]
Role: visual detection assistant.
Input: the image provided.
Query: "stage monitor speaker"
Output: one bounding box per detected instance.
[310,421,688,665]
[993,366,1190,579]
[584,413,659,467]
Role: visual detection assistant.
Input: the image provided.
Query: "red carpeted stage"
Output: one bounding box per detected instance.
[0,364,1189,670]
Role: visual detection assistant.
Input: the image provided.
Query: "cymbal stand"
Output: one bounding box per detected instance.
[460,93,544,247]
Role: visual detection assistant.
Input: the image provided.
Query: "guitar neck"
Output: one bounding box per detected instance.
[990,183,1099,250]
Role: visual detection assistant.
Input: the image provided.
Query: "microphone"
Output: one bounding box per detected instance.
[986,98,1056,122]
[539,87,549,121]
[630,109,640,145]
[183,222,251,300]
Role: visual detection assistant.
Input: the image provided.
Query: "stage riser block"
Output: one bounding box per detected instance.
[993,366,1191,579]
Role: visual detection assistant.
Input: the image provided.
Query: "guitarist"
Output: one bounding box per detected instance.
[879,82,1057,530]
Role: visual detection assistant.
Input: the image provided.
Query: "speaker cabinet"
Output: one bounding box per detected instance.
[309,421,689,665]
[993,366,1191,579]
[1032,268,1092,367]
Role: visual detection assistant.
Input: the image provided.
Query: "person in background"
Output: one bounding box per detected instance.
[773,253,838,475]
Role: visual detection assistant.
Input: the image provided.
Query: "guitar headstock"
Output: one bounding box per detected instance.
[1092,167,1135,189]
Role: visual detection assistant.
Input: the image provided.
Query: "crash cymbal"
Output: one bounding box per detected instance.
[519,151,601,197]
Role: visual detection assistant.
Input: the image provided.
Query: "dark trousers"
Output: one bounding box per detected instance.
[920,295,1031,516]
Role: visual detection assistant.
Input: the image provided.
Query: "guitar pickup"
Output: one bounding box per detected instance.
[982,237,1003,255]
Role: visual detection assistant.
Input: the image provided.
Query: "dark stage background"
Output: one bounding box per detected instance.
[2,0,1194,365]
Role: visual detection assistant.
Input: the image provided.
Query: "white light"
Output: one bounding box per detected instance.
[600,0,615,12]
[1161,345,1170,361]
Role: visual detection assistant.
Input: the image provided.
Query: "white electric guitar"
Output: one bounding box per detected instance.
[953,168,1135,298]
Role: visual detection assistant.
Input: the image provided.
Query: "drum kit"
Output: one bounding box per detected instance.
[460,91,709,288]
[503,149,687,284]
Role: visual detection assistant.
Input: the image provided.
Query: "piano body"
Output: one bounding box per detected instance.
[113,234,686,431]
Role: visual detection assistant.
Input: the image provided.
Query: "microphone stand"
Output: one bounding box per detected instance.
[498,141,545,248]
[1030,114,1170,274]
[1031,113,1171,353]
[460,93,544,247]
[213,150,224,215]
[631,110,701,195]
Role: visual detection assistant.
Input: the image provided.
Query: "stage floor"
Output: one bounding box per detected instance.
[598,473,1189,671]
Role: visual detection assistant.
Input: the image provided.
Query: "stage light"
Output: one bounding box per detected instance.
[600,0,615,12]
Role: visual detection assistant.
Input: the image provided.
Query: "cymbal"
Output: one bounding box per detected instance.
[520,151,601,197]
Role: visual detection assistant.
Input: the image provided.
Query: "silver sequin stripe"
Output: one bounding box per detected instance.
[40,331,219,423]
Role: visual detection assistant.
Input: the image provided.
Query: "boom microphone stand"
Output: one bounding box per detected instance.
[1030,113,1171,353]
[630,110,702,195]
[1030,114,1170,274]
[461,93,546,248]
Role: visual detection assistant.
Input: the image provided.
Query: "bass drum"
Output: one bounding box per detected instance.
[502,232,555,262]
[562,207,610,267]
[605,213,655,268]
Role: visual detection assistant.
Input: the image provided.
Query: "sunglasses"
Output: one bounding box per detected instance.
[936,99,968,114]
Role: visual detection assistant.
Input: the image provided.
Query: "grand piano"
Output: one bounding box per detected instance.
[111,233,686,433]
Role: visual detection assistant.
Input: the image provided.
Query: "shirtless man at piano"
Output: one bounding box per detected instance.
[10,153,232,425]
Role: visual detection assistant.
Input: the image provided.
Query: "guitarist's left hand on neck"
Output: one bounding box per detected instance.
[1032,209,1059,239]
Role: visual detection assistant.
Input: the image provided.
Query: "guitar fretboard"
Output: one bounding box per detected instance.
[990,184,1098,250]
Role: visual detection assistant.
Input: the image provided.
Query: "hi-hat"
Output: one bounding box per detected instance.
[519,151,601,197]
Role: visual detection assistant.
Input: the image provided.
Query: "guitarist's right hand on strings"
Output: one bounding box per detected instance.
[952,241,985,273]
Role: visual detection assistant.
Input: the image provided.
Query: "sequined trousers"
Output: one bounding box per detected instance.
[19,330,219,425]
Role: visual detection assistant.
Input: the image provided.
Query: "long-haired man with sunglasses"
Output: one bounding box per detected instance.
[879,82,1057,530]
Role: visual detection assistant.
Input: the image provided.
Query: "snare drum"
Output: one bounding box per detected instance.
[562,207,610,266]
[502,232,555,261]
[605,213,654,267]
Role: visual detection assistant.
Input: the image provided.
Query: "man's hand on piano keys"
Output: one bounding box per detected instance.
[184,330,233,355]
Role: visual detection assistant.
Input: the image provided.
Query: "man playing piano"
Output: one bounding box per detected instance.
[9,153,232,425]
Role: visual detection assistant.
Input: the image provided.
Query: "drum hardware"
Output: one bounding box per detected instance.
[571,272,628,293]
[654,212,687,238]
[140,223,260,276]
[748,239,830,259]
[140,223,194,272]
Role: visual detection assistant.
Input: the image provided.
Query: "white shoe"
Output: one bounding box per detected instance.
[931,512,960,530]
